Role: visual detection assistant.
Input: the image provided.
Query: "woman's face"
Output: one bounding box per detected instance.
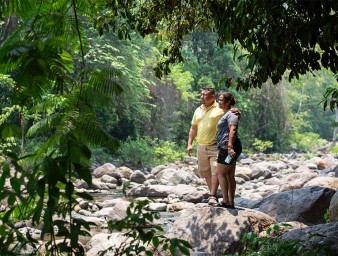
[218,95,226,109]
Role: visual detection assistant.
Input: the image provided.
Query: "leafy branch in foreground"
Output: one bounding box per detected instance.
[105,200,192,256]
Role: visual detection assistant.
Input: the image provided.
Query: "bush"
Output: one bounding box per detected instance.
[290,132,326,153]
[252,138,273,153]
[117,136,186,168]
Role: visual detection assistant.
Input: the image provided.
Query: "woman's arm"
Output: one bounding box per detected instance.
[228,125,238,156]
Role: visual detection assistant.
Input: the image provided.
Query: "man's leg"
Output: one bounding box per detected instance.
[197,144,215,203]
[209,145,219,196]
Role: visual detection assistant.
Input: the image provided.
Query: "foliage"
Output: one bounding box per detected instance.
[330,144,338,154]
[0,137,93,255]
[241,223,333,256]
[290,132,326,153]
[100,0,337,106]
[153,140,186,166]
[0,0,125,254]
[106,199,192,256]
[252,139,273,154]
[322,86,338,112]
[118,136,186,168]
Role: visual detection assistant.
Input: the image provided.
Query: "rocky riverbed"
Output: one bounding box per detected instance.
[8,152,338,255]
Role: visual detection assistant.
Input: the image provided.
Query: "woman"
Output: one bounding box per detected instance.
[216,92,242,208]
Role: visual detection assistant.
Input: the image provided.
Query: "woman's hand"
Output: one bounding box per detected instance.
[228,148,236,158]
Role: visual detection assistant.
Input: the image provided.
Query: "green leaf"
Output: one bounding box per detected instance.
[7,194,16,206]
[152,236,160,248]
[178,245,191,256]
[76,192,93,200]
[0,163,10,189]
[10,177,21,193]
[1,123,21,138]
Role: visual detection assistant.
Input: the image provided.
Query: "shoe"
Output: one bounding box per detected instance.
[217,201,235,209]
[208,195,218,206]
[201,195,217,204]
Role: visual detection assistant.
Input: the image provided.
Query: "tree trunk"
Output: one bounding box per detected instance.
[332,106,338,147]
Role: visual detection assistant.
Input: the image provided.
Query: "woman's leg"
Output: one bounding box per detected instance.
[216,163,232,204]
[226,163,236,206]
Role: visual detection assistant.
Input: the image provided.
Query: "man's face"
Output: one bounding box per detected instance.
[200,89,214,105]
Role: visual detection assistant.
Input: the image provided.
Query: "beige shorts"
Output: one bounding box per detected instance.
[197,144,218,178]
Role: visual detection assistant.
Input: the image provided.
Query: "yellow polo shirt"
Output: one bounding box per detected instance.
[191,101,224,146]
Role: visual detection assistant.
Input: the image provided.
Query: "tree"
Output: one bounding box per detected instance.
[99,0,337,106]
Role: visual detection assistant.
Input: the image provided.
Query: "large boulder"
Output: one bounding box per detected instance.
[281,222,338,255]
[92,163,121,179]
[259,186,335,225]
[155,168,197,185]
[161,207,275,255]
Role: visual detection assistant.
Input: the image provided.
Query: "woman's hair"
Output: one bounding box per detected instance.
[219,91,238,106]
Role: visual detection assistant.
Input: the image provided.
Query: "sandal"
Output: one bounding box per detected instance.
[208,195,218,206]
[217,201,235,209]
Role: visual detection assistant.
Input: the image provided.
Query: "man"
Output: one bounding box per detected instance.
[187,87,239,205]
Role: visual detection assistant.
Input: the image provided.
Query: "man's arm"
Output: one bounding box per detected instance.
[187,125,198,156]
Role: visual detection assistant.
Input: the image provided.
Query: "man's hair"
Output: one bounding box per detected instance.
[202,87,215,96]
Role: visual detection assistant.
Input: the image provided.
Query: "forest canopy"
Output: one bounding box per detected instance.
[98,0,337,92]
[0,0,337,254]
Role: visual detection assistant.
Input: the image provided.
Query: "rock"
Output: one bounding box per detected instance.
[130,170,146,184]
[74,204,82,212]
[71,211,105,227]
[183,156,198,165]
[329,190,338,222]
[127,184,174,198]
[161,207,275,255]
[317,159,330,170]
[92,163,120,179]
[259,186,336,225]
[155,168,197,185]
[251,166,272,180]
[264,177,283,186]
[79,200,89,210]
[86,233,130,256]
[235,197,262,209]
[116,166,134,179]
[235,166,253,180]
[260,221,308,237]
[90,179,109,190]
[239,158,254,165]
[167,202,196,211]
[151,165,168,176]
[304,177,338,190]
[171,184,205,203]
[280,171,318,191]
[145,202,167,211]
[100,175,118,184]
[281,222,338,254]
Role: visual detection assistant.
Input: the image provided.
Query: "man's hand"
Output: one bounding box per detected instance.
[187,145,193,156]
[231,108,241,117]
[187,125,197,156]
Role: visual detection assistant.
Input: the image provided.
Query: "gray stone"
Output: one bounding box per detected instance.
[259,186,336,225]
[281,222,338,255]
[160,207,275,255]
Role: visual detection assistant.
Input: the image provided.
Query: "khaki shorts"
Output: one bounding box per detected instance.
[197,144,218,178]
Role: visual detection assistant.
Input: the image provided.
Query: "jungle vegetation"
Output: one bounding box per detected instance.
[0,0,337,255]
